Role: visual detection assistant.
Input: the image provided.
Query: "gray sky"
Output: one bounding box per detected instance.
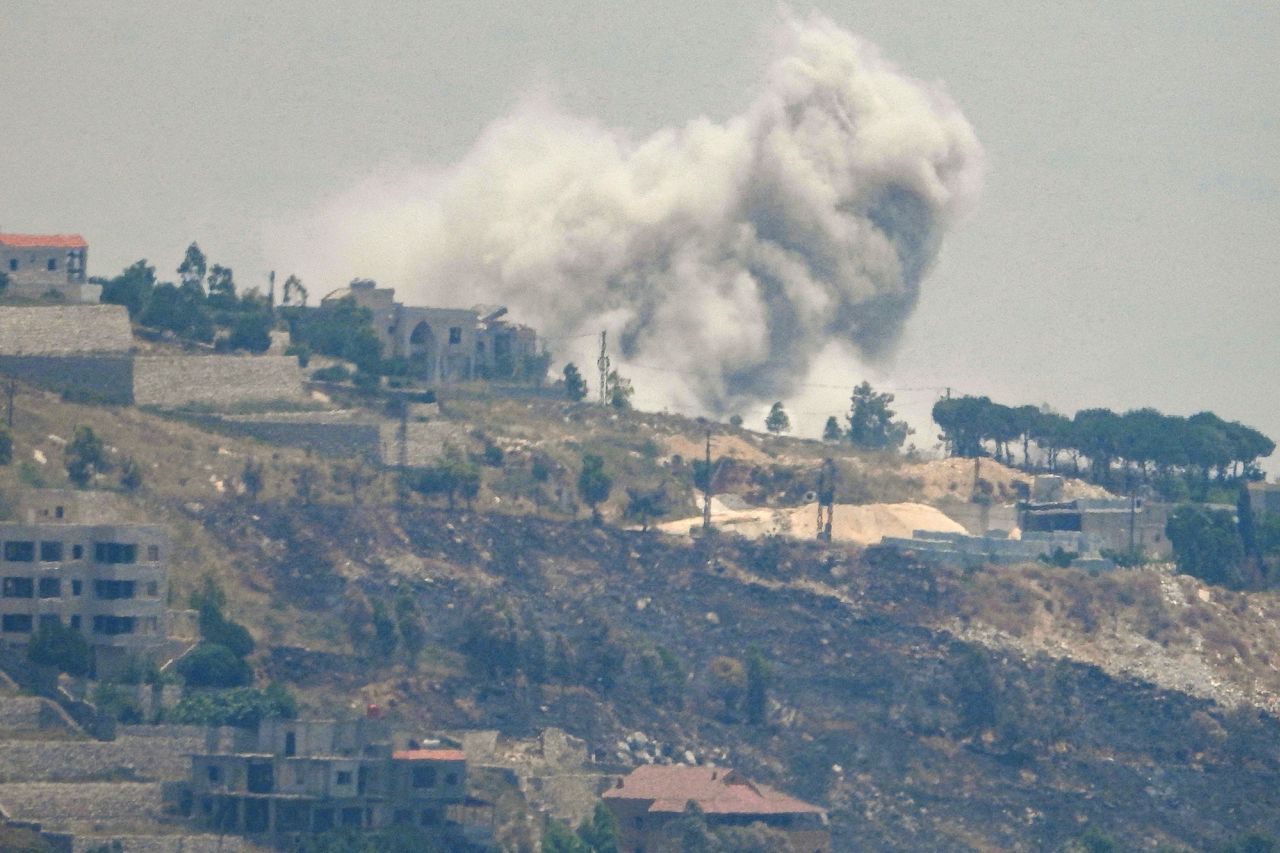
[4,1,1277,469]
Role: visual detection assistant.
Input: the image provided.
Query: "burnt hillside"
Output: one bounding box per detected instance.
[198,500,1280,851]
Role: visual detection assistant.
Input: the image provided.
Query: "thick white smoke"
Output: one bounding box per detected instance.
[277,12,982,414]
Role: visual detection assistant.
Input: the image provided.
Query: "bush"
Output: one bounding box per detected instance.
[165,684,297,728]
[27,620,91,677]
[198,601,255,657]
[312,365,351,383]
[176,643,252,688]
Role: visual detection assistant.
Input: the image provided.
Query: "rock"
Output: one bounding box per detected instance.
[683,750,697,765]
[705,611,720,625]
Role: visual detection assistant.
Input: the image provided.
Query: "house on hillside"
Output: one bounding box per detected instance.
[187,716,491,842]
[0,490,169,678]
[602,765,830,853]
[321,280,539,383]
[0,233,97,303]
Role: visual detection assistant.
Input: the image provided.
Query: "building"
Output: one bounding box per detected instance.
[0,233,98,303]
[321,280,538,382]
[1246,481,1280,518]
[1020,496,1173,558]
[187,717,481,839]
[602,765,830,853]
[0,490,168,677]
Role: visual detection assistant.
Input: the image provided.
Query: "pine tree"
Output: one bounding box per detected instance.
[765,402,790,435]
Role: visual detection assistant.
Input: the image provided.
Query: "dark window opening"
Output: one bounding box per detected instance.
[54,506,64,519]
[38,577,61,598]
[40,542,63,562]
[284,731,297,757]
[336,770,353,786]
[94,543,137,564]
[147,545,160,561]
[2,577,34,598]
[71,579,82,596]
[70,615,81,630]
[72,545,83,559]
[38,614,60,630]
[247,762,274,794]
[94,579,136,600]
[2,614,33,633]
[445,772,459,786]
[47,258,57,271]
[207,765,221,782]
[448,326,462,344]
[340,807,363,827]
[412,766,437,788]
[5,542,35,562]
[93,615,135,635]
[7,260,16,272]
[314,808,335,832]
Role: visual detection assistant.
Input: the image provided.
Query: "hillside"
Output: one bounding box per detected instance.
[2,382,1280,850]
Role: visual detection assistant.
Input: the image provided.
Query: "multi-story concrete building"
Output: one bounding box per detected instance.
[187,717,476,839]
[0,233,98,303]
[320,280,539,383]
[0,490,168,676]
[602,765,830,853]
[1019,496,1173,558]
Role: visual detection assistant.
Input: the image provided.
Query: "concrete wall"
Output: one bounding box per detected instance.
[0,306,132,355]
[0,355,134,403]
[132,356,306,408]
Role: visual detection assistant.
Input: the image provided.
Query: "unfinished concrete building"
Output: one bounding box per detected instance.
[187,717,487,841]
[0,233,97,303]
[1019,496,1172,558]
[0,491,168,678]
[321,280,538,382]
[603,765,830,853]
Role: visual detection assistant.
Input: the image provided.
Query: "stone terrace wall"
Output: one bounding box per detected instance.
[0,355,134,403]
[380,420,468,467]
[0,781,164,829]
[205,412,382,459]
[0,306,133,355]
[67,836,244,853]
[133,356,306,408]
[0,733,203,782]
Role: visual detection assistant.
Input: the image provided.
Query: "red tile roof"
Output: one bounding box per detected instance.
[393,748,466,762]
[602,765,825,816]
[0,233,88,249]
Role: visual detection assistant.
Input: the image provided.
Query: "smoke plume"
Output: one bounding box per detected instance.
[283,12,982,413]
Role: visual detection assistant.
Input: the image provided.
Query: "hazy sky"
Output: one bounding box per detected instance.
[4,1,1277,468]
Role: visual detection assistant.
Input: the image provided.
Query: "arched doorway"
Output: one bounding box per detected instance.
[409,321,436,380]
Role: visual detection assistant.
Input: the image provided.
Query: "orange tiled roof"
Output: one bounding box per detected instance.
[602,765,825,816]
[393,749,466,761]
[0,233,88,249]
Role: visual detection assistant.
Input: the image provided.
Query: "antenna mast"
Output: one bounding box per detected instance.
[597,331,610,406]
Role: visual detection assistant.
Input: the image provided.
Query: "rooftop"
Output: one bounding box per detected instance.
[393,749,467,762]
[603,765,825,816]
[0,233,88,249]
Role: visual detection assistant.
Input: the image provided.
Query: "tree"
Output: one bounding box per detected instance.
[27,620,91,677]
[728,414,744,428]
[541,818,590,853]
[176,643,253,688]
[1167,504,1247,588]
[99,259,156,318]
[765,402,790,435]
[576,802,621,853]
[282,274,308,307]
[562,363,588,402]
[932,395,990,458]
[605,370,633,410]
[226,306,273,353]
[198,600,255,658]
[371,600,398,658]
[846,381,911,451]
[177,242,207,289]
[0,425,12,465]
[241,458,265,501]
[292,465,320,506]
[286,294,382,374]
[625,485,669,532]
[395,591,426,665]
[0,270,9,297]
[822,416,843,442]
[118,456,143,491]
[578,454,612,524]
[707,655,746,719]
[206,264,237,309]
[65,425,109,488]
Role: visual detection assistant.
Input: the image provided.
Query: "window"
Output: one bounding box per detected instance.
[448,326,462,344]
[2,577,34,598]
[94,580,135,600]
[40,542,63,562]
[38,614,60,630]
[72,545,83,560]
[4,542,35,562]
[55,506,64,519]
[2,614,33,633]
[92,615,135,635]
[208,765,221,782]
[284,731,296,757]
[444,771,459,786]
[94,543,137,564]
[47,258,57,271]
[293,765,305,785]
[7,259,16,272]
[336,771,353,786]
[71,580,82,596]
[70,615,81,630]
[147,545,160,561]
[412,766,436,788]
[340,807,362,827]
[38,577,61,598]
[146,581,159,597]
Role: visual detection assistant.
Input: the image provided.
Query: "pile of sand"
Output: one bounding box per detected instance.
[656,500,965,546]
[901,457,1114,503]
[662,433,772,465]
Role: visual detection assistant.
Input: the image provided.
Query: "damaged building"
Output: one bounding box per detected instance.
[321,280,539,382]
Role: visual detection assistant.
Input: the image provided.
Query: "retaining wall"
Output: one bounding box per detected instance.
[0,306,133,355]
[202,413,382,459]
[0,355,134,403]
[132,356,306,408]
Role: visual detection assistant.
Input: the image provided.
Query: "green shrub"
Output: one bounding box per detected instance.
[312,365,351,383]
[27,620,91,677]
[165,684,297,728]
[176,643,252,688]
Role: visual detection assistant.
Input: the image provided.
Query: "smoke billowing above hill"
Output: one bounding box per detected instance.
[282,13,982,412]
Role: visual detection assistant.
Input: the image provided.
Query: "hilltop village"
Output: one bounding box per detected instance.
[1,233,1279,853]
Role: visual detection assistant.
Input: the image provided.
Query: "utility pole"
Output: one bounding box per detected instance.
[702,428,713,532]
[816,458,836,541]
[597,331,610,406]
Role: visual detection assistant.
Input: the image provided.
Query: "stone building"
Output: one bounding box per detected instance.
[321,280,538,382]
[0,490,169,677]
[602,765,830,853]
[1247,481,1280,518]
[187,717,482,840]
[1019,496,1173,558]
[0,233,98,303]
